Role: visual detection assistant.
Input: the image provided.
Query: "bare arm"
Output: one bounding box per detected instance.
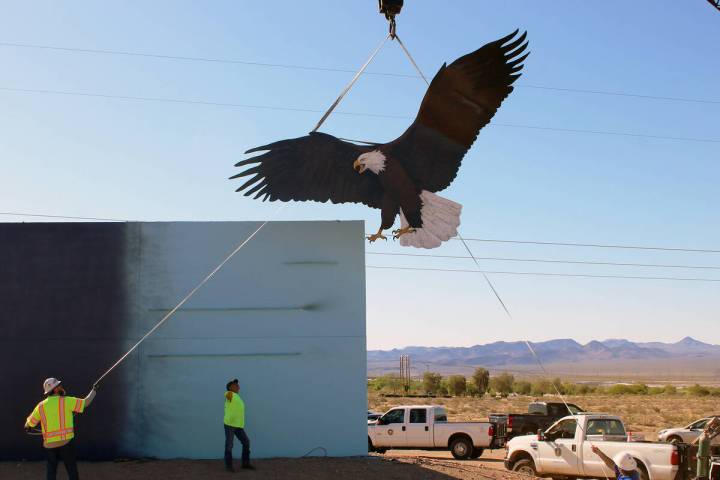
[591,445,617,471]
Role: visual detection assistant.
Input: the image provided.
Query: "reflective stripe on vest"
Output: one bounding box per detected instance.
[38,396,77,444]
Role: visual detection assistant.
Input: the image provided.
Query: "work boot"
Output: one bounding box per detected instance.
[225,464,235,472]
[241,464,255,470]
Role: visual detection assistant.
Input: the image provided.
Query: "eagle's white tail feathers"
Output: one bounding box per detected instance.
[399,191,462,249]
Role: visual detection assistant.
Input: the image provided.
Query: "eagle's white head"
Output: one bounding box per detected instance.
[353,150,386,175]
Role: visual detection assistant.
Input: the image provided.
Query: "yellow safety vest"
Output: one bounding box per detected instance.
[27,396,85,447]
[223,392,245,428]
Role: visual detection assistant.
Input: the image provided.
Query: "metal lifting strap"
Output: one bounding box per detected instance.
[311,33,391,133]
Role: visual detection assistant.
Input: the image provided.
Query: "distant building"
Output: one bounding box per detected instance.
[1,221,367,460]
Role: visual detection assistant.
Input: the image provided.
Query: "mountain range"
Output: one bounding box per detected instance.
[368,337,720,369]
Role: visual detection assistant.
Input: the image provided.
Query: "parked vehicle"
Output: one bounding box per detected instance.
[505,413,681,480]
[368,410,382,422]
[710,456,720,480]
[490,401,585,440]
[658,416,720,445]
[368,405,506,459]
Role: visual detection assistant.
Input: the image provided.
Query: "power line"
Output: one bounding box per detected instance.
[365,252,720,270]
[1,212,717,256]
[1,41,717,105]
[366,265,720,283]
[1,86,718,144]
[454,237,720,254]
[0,211,130,221]
[0,86,407,119]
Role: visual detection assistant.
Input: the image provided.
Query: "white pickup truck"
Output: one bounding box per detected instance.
[505,414,680,480]
[368,405,506,459]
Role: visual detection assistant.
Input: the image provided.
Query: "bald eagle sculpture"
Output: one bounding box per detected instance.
[232,30,528,249]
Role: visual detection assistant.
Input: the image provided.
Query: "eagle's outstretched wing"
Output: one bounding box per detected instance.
[232,132,384,208]
[385,30,529,192]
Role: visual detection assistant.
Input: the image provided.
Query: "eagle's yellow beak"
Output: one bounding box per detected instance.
[353,159,365,174]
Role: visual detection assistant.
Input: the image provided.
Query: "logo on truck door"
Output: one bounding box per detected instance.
[388,429,394,436]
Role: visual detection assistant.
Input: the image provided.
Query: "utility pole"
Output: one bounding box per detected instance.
[400,354,411,394]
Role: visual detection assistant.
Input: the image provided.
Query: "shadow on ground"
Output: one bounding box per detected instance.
[1,457,466,480]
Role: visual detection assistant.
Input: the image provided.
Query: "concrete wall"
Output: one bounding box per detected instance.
[1,221,367,460]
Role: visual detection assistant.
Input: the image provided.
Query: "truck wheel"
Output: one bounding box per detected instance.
[513,458,538,476]
[450,437,473,460]
[469,447,484,459]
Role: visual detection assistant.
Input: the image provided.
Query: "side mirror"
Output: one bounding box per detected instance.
[537,429,546,441]
[376,418,385,426]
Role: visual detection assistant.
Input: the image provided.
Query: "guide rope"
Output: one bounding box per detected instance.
[93,206,285,387]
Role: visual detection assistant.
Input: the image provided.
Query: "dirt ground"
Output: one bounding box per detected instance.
[1,451,521,480]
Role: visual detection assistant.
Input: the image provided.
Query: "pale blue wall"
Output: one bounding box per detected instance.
[121,221,366,459]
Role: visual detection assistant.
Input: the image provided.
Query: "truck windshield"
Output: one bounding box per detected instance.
[382,409,406,424]
[547,419,577,439]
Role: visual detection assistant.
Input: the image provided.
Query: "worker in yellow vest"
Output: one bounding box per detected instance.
[224,378,253,472]
[24,378,97,480]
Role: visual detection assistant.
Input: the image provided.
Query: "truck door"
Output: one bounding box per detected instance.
[375,408,407,448]
[405,408,433,447]
[536,418,580,475]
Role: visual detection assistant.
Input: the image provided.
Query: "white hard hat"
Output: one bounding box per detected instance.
[43,378,62,395]
[615,453,638,472]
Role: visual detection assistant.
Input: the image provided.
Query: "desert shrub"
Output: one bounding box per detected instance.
[466,382,480,397]
[514,380,532,395]
[607,383,648,395]
[686,384,711,396]
[531,378,553,396]
[575,384,596,395]
[423,372,442,395]
[663,385,677,394]
[447,375,467,396]
[472,367,490,395]
[369,374,403,393]
[490,373,515,395]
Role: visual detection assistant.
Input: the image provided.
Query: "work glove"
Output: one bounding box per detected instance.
[92,382,99,391]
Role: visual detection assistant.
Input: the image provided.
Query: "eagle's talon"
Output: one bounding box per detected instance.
[366,233,387,243]
[392,227,416,240]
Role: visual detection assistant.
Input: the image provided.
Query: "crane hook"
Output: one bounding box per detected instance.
[378,0,403,38]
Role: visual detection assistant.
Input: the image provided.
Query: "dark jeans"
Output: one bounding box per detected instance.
[46,440,79,480]
[224,424,250,467]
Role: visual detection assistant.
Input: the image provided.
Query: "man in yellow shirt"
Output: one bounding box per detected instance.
[224,378,253,472]
[24,377,97,480]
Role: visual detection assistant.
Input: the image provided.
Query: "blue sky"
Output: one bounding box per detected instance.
[1,1,718,350]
